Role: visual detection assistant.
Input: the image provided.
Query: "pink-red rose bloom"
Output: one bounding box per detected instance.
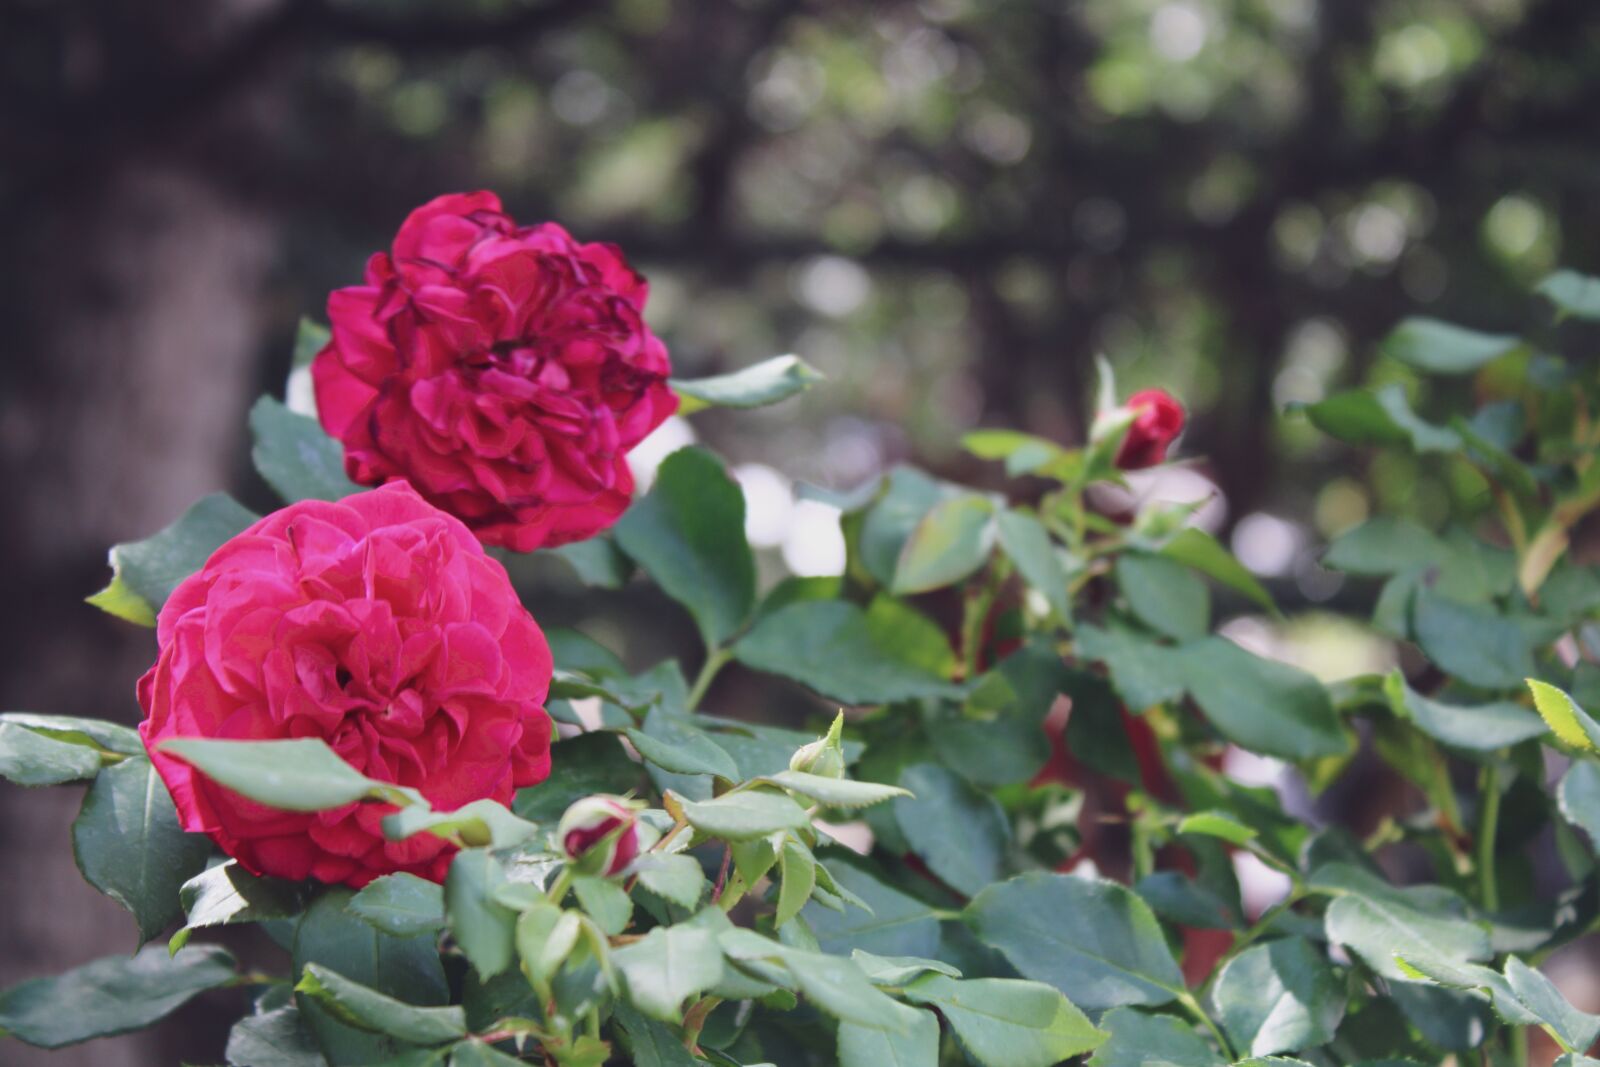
[138,482,554,887]
[1115,389,1186,470]
[312,191,679,552]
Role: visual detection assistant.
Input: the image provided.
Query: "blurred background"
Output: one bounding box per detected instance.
[4,0,1600,1062]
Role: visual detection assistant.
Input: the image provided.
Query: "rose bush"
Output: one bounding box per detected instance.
[4,202,1600,1067]
[312,191,678,551]
[140,481,554,887]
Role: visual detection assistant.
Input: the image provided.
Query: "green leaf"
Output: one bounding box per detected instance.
[250,396,363,504]
[1314,865,1491,981]
[1380,317,1521,375]
[612,924,725,1021]
[996,508,1073,622]
[859,467,948,586]
[0,712,143,756]
[891,494,997,595]
[349,873,445,938]
[850,950,962,985]
[87,493,259,625]
[719,929,920,1033]
[1214,937,1344,1056]
[838,1010,941,1067]
[1179,638,1349,761]
[548,537,634,589]
[613,1002,706,1067]
[763,770,911,809]
[0,721,104,786]
[1412,592,1534,691]
[1117,553,1209,641]
[965,872,1185,1011]
[292,316,330,369]
[776,838,817,928]
[296,963,466,1045]
[446,850,518,978]
[1530,680,1600,752]
[1076,624,1187,711]
[450,1039,531,1067]
[1504,956,1600,1052]
[1559,759,1600,848]
[0,944,235,1048]
[893,763,1009,897]
[671,354,824,414]
[1087,1007,1223,1067]
[903,974,1106,1067]
[224,1005,326,1067]
[383,799,539,850]
[1394,951,1540,1028]
[1302,386,1460,453]
[962,429,1073,478]
[679,787,811,840]
[1158,528,1275,611]
[1177,811,1258,846]
[1323,518,1447,576]
[631,853,707,910]
[72,755,211,943]
[160,737,412,811]
[572,873,633,935]
[734,597,959,705]
[804,858,942,958]
[631,709,740,780]
[930,644,1064,787]
[512,733,643,824]
[1538,270,1600,321]
[613,447,756,648]
[173,861,302,951]
[1384,672,1547,751]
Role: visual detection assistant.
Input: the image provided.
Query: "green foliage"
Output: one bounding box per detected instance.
[86,493,258,625]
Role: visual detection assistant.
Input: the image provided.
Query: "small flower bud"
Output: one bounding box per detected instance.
[557,795,642,877]
[789,711,847,778]
[1111,389,1185,470]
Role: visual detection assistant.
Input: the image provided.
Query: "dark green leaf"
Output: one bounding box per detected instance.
[894,763,1009,897]
[891,494,997,596]
[174,861,303,951]
[548,538,634,589]
[87,494,258,625]
[250,396,364,504]
[965,872,1184,1011]
[859,467,947,587]
[349,873,445,938]
[296,964,465,1045]
[1117,554,1209,641]
[996,508,1072,622]
[1504,956,1600,1051]
[1158,528,1274,611]
[775,838,817,928]
[1384,672,1547,751]
[0,944,235,1048]
[838,1010,941,1067]
[902,974,1106,1067]
[1214,937,1344,1056]
[631,708,740,780]
[613,447,755,648]
[1380,317,1521,375]
[1075,624,1187,711]
[446,850,518,978]
[73,755,211,943]
[929,644,1063,787]
[1179,639,1348,761]
[1324,518,1447,576]
[671,354,823,413]
[1413,592,1534,691]
[613,1002,706,1067]
[734,597,959,705]
[679,788,811,839]
[512,733,643,824]
[0,721,103,786]
[1313,865,1491,981]
[161,736,407,812]
[225,1005,326,1067]
[631,854,706,910]
[804,858,941,958]
[1087,1007,1224,1067]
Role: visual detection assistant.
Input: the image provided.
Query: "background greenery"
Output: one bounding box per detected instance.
[3,0,1600,1064]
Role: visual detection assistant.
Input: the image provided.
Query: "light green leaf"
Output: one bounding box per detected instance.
[383,799,539,850]
[612,924,725,1021]
[894,763,1009,897]
[1530,680,1600,752]
[224,1005,325,1067]
[838,1010,941,1067]
[250,396,364,504]
[1087,1007,1223,1067]
[613,1002,706,1067]
[613,447,756,648]
[1412,592,1534,691]
[1380,317,1521,375]
[996,508,1073,622]
[450,1040,529,1067]
[671,354,823,414]
[445,850,517,978]
[776,838,817,929]
[72,755,212,943]
[0,712,143,756]
[679,788,811,840]
[1538,270,1600,321]
[0,944,235,1048]
[1158,528,1275,611]
[763,770,911,809]
[859,468,948,586]
[850,950,962,985]
[719,930,920,1033]
[515,900,581,990]
[173,861,302,952]
[296,964,466,1045]
[1384,672,1547,751]
[903,974,1106,1067]
[631,709,740,781]
[1394,951,1540,1028]
[1504,957,1600,1052]
[87,493,259,625]
[160,737,412,812]
[962,429,1072,478]
[891,494,997,595]
[631,853,707,910]
[1214,937,1344,1056]
[1177,811,1258,847]
[572,874,633,936]
[1303,386,1460,453]
[1314,865,1491,981]
[349,873,445,938]
[734,597,959,705]
[1559,759,1600,847]
[966,872,1185,1011]
[1117,553,1209,641]
[0,721,104,786]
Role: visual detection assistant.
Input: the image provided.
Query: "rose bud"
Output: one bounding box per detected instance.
[312,191,679,552]
[558,795,643,876]
[1114,389,1186,470]
[789,712,846,778]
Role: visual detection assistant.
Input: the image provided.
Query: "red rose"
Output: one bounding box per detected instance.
[138,482,554,887]
[557,796,642,877]
[312,191,679,551]
[1114,389,1186,470]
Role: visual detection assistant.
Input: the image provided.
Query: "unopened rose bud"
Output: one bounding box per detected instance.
[1113,389,1185,470]
[557,795,642,877]
[789,737,845,778]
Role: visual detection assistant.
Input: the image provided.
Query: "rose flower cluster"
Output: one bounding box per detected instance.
[139,191,1187,888]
